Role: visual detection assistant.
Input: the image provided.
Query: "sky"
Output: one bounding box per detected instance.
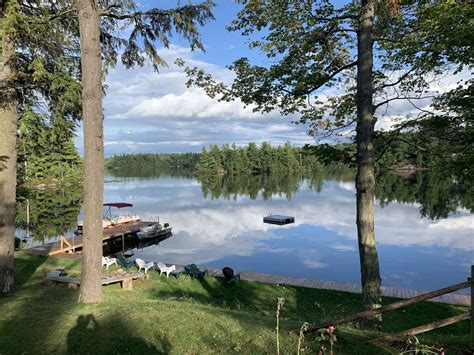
[75,1,311,156]
[74,1,469,156]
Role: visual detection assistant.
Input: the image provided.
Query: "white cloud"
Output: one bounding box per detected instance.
[118,89,262,120]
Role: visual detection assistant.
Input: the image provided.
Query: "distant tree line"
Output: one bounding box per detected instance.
[105,152,200,172]
[196,142,323,175]
[105,129,471,180]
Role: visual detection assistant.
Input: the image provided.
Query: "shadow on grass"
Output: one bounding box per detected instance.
[0,255,171,354]
[66,314,170,354]
[149,274,280,317]
[14,254,49,289]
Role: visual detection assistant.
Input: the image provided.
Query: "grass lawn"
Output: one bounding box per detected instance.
[0,253,470,354]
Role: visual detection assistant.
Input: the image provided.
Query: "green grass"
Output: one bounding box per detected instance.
[0,253,470,354]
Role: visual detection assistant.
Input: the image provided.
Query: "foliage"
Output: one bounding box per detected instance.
[17,109,82,185]
[0,0,83,193]
[315,325,337,355]
[198,172,315,201]
[1,0,82,119]
[106,152,200,173]
[196,141,322,175]
[376,170,473,220]
[98,0,215,71]
[181,1,472,155]
[394,80,474,181]
[275,297,285,355]
[15,186,83,243]
[397,335,445,355]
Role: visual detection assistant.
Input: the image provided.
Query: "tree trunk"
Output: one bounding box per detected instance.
[0,11,18,294]
[77,0,104,304]
[355,0,382,328]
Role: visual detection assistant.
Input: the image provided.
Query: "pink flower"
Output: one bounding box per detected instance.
[406,338,412,345]
[327,325,335,334]
[439,347,445,355]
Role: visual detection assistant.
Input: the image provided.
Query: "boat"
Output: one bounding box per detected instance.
[76,202,141,234]
[137,222,172,240]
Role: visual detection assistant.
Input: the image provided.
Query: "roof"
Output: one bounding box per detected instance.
[103,202,133,208]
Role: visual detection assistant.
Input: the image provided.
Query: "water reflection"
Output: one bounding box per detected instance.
[376,170,473,220]
[197,166,353,201]
[102,232,173,257]
[16,186,82,243]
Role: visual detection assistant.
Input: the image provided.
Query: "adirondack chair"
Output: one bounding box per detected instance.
[156,262,176,278]
[222,267,240,284]
[117,253,134,270]
[135,258,154,273]
[184,264,207,280]
[102,256,117,270]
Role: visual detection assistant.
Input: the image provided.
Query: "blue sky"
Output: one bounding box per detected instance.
[74,0,467,156]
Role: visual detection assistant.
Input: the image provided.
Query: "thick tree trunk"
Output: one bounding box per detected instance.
[0,18,18,294]
[355,0,382,328]
[77,0,104,304]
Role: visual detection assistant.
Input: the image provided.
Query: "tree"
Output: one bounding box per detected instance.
[76,0,215,303]
[0,1,18,293]
[181,0,471,327]
[0,0,81,293]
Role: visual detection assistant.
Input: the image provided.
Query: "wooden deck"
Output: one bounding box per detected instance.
[23,221,155,256]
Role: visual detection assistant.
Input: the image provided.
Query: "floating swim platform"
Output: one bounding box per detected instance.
[263,214,295,225]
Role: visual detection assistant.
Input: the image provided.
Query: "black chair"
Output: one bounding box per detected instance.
[222,267,234,282]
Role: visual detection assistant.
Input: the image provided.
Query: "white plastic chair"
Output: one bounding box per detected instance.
[102,256,117,270]
[135,258,154,273]
[156,262,176,278]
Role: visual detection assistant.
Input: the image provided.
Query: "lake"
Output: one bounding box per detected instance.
[18,170,473,293]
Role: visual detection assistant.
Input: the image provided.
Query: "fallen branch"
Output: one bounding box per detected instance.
[305,280,470,333]
[371,312,470,346]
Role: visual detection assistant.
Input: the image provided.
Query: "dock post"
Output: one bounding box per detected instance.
[121,226,125,251]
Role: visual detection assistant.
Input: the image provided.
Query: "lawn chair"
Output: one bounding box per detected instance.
[117,253,134,270]
[102,256,117,270]
[184,264,208,280]
[135,258,154,274]
[222,267,240,284]
[156,262,176,278]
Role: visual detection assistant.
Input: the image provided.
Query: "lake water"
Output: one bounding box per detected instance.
[19,171,473,293]
[102,172,473,293]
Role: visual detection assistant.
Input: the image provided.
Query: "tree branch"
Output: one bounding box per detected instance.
[284,61,357,96]
[99,7,175,20]
[378,67,417,89]
[374,94,435,110]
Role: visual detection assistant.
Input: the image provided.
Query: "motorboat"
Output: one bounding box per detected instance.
[137,222,172,240]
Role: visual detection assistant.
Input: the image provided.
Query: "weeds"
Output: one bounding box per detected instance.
[275,297,285,355]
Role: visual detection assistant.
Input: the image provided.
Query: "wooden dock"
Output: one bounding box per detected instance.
[23,221,155,256]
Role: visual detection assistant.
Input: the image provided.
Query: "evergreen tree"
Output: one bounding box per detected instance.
[0,0,81,293]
